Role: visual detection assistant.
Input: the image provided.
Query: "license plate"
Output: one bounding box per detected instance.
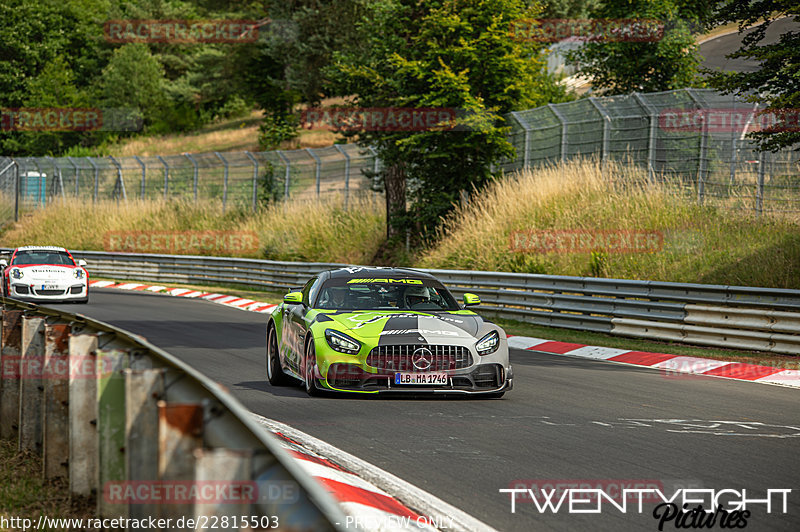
[394,372,448,385]
[40,284,58,290]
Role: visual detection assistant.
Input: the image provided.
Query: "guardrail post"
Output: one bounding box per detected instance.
[133,155,146,199]
[19,315,45,454]
[193,449,253,523]
[244,151,259,212]
[158,401,204,527]
[97,348,130,519]
[86,157,99,203]
[43,323,71,481]
[124,368,165,522]
[0,309,23,440]
[69,333,99,498]
[334,144,351,209]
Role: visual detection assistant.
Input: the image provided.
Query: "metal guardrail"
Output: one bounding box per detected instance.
[44,249,800,355]
[0,296,345,531]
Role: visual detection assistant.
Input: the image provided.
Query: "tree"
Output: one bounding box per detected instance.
[331,0,570,241]
[570,1,714,95]
[708,1,800,151]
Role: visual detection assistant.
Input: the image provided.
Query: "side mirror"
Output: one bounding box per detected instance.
[283,291,303,305]
[0,260,6,268]
[463,293,481,307]
[78,259,87,267]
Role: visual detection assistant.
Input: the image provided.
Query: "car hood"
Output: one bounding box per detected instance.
[13,265,77,280]
[322,310,482,342]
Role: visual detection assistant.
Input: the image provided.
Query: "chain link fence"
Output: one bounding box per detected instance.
[1,88,798,227]
[500,88,800,216]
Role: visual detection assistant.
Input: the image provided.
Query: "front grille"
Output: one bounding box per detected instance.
[367,344,472,372]
[34,289,65,296]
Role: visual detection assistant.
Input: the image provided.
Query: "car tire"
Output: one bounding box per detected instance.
[266,323,290,386]
[304,339,322,397]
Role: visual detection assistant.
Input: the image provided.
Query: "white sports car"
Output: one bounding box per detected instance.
[1,246,89,304]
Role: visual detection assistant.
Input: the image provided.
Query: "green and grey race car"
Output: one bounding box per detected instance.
[266,267,513,397]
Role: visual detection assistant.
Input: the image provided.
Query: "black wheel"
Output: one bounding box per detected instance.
[304,339,322,397]
[266,324,290,386]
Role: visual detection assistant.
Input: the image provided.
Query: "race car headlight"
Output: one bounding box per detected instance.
[73,268,85,279]
[476,331,500,355]
[10,268,23,280]
[325,329,361,355]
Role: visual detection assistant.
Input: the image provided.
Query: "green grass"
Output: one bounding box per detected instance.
[0,439,92,531]
[495,317,800,369]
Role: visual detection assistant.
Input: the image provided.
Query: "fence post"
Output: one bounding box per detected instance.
[97,348,129,519]
[43,323,71,481]
[108,156,127,201]
[133,155,146,199]
[194,449,253,524]
[334,144,351,209]
[13,158,19,221]
[756,149,766,216]
[244,151,259,212]
[306,148,322,198]
[19,315,46,454]
[509,112,531,169]
[633,92,658,182]
[368,146,380,176]
[185,153,199,203]
[124,368,165,522]
[68,333,99,498]
[276,151,291,199]
[67,156,80,197]
[548,104,568,163]
[87,157,99,202]
[0,310,23,441]
[157,155,169,200]
[588,97,612,172]
[686,89,709,204]
[31,159,46,206]
[215,152,229,212]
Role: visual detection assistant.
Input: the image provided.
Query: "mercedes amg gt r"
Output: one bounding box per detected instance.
[266,267,512,396]
[1,246,89,303]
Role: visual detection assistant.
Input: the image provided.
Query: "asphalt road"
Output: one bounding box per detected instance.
[48,289,800,531]
[700,18,798,73]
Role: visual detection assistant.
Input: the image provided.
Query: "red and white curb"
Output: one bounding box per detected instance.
[253,415,497,532]
[507,336,800,388]
[89,280,278,314]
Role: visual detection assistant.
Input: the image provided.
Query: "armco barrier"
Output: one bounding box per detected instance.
[2,248,800,354]
[0,296,346,531]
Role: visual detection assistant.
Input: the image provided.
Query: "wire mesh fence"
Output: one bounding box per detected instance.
[1,88,798,227]
[499,88,800,216]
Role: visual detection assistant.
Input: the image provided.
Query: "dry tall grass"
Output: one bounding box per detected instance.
[1,194,385,265]
[419,159,800,288]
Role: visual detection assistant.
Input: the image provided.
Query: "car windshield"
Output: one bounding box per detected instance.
[11,250,75,266]
[315,277,461,311]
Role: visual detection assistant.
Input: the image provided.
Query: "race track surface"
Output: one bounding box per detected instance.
[47,290,800,531]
